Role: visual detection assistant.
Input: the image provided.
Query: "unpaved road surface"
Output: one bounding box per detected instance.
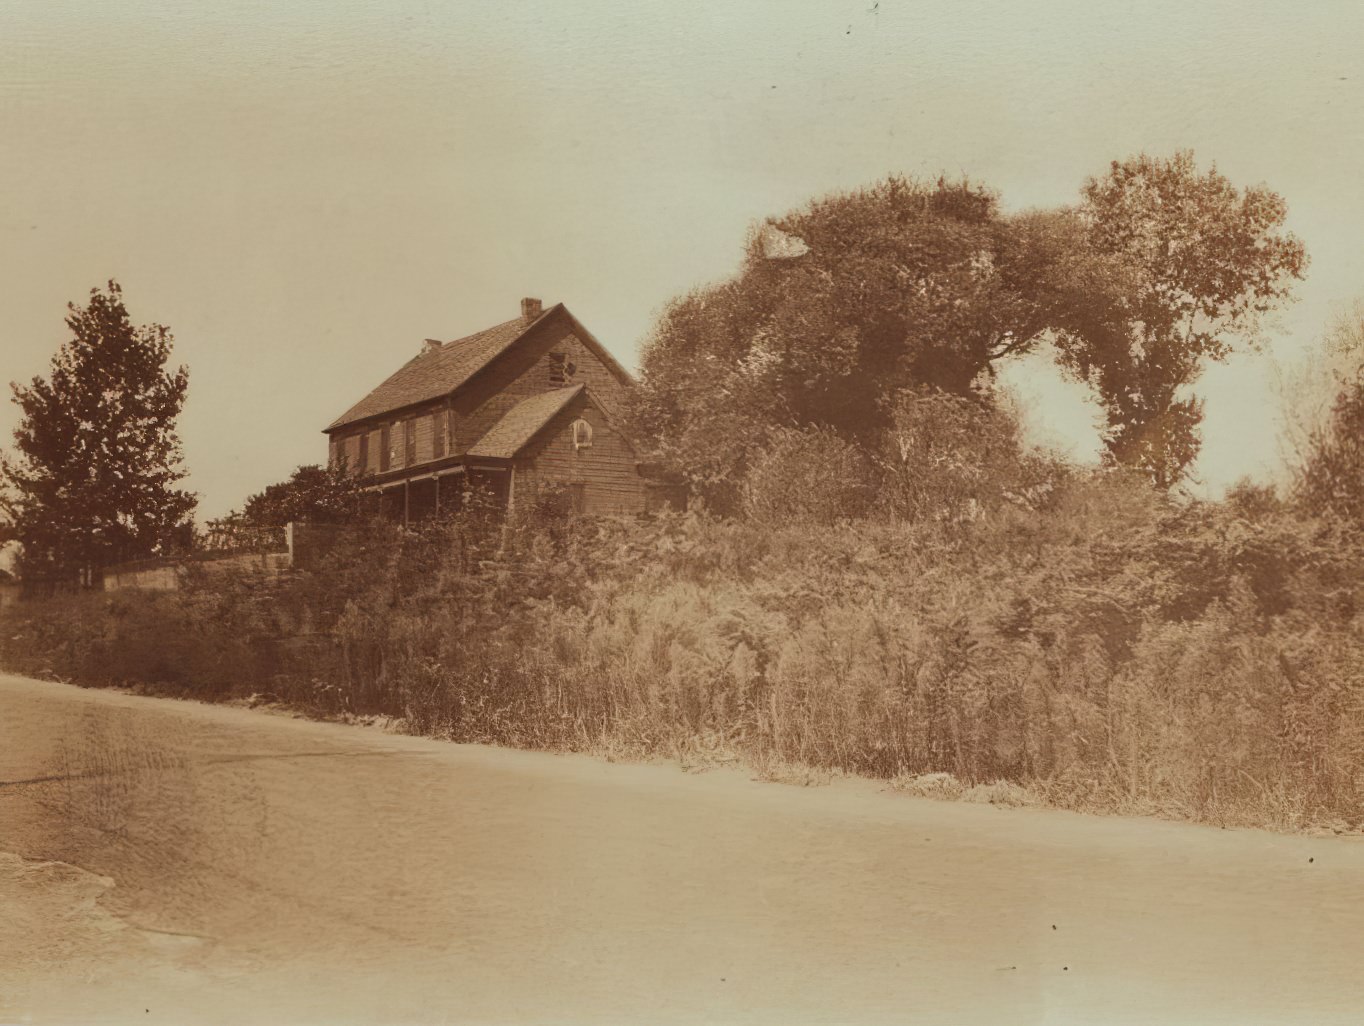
[2,674,1363,1025]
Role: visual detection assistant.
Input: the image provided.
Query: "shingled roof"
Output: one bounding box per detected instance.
[326,310,550,431]
[467,385,586,460]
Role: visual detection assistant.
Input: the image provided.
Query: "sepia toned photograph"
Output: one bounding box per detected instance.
[2,2,1363,1023]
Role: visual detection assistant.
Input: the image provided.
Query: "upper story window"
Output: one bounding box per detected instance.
[571,417,593,452]
[548,352,576,386]
[432,410,446,460]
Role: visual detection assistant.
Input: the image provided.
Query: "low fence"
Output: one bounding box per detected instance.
[101,522,344,593]
[103,550,293,591]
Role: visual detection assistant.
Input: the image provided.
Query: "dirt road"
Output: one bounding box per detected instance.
[2,673,1362,1025]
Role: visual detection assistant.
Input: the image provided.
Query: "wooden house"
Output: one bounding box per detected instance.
[323,298,658,520]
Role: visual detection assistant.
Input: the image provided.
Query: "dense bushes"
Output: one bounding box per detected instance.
[4,463,1363,833]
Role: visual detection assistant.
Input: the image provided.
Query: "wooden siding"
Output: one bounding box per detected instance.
[515,401,646,515]
[452,323,629,455]
[325,309,637,488]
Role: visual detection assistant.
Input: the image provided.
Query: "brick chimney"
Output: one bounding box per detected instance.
[421,338,442,355]
[521,297,543,323]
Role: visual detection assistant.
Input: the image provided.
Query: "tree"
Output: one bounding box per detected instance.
[234,463,367,529]
[1058,152,1307,487]
[1275,300,1364,481]
[0,281,195,582]
[1293,365,1364,522]
[630,176,1102,511]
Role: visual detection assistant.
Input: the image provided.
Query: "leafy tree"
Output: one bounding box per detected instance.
[1058,151,1307,487]
[1294,367,1364,521]
[1275,300,1364,479]
[238,463,367,528]
[0,281,195,583]
[631,176,1106,511]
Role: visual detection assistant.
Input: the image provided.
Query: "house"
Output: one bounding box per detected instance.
[324,298,660,520]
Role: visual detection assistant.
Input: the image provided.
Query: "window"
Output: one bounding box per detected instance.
[405,418,417,466]
[571,417,593,452]
[358,433,369,475]
[569,483,587,514]
[329,437,342,471]
[379,424,391,472]
[548,352,576,386]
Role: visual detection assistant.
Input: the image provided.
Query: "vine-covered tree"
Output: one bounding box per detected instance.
[0,281,195,583]
[630,176,1111,510]
[1059,151,1308,487]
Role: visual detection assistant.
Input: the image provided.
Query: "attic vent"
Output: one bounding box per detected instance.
[571,418,593,451]
[548,352,576,386]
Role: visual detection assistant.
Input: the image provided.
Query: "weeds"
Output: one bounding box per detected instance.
[3,472,1363,833]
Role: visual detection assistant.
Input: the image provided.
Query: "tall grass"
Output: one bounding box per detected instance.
[4,471,1363,833]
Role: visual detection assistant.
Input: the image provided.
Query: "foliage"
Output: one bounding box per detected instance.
[1060,151,1308,486]
[629,176,1101,511]
[874,388,1060,523]
[1277,301,1364,514]
[1294,367,1364,522]
[232,463,369,529]
[740,426,875,526]
[0,281,195,581]
[7,477,1364,833]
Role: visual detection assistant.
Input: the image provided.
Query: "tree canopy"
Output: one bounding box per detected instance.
[0,282,196,582]
[1293,314,1364,522]
[632,156,1308,506]
[630,176,1105,510]
[1059,151,1308,486]
[229,463,367,530]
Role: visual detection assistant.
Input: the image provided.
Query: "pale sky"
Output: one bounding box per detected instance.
[2,1,1361,518]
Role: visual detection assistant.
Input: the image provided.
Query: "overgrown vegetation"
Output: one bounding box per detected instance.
[4,456,1362,833]
[0,154,1353,836]
[629,154,1305,508]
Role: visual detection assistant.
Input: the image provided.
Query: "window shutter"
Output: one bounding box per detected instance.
[380,424,391,472]
[405,419,417,466]
[358,433,369,475]
[432,411,446,459]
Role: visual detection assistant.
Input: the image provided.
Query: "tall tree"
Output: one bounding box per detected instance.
[0,281,195,582]
[1058,152,1307,487]
[630,176,1106,510]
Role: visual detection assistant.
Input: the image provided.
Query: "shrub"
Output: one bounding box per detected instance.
[5,471,1364,833]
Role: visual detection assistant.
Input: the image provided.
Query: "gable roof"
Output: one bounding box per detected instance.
[466,385,586,460]
[326,315,537,431]
[325,302,636,433]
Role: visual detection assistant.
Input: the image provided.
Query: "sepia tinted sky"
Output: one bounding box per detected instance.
[2,1,1362,518]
